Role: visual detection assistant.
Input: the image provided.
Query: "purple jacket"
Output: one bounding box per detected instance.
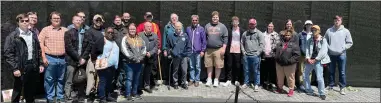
[186,24,207,53]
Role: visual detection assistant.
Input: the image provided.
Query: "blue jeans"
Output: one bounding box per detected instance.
[44,55,66,101]
[244,55,261,85]
[125,63,142,96]
[189,53,201,82]
[304,61,325,95]
[329,53,347,89]
[97,67,115,100]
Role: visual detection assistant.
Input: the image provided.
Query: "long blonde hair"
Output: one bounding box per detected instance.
[126,24,143,48]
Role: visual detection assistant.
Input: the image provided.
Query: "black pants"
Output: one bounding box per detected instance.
[11,63,39,103]
[172,57,188,86]
[260,57,277,88]
[143,54,158,88]
[225,53,243,84]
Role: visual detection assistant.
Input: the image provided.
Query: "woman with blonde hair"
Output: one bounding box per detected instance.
[121,24,146,100]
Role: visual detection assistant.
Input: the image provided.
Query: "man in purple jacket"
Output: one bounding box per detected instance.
[185,15,206,87]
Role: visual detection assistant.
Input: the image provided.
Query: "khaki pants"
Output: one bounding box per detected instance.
[297,56,311,88]
[85,60,99,95]
[204,48,224,68]
[276,63,297,90]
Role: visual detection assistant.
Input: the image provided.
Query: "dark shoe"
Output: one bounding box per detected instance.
[99,99,107,103]
[126,95,133,101]
[275,88,283,94]
[194,82,200,87]
[57,99,64,103]
[144,86,153,93]
[182,84,188,90]
[320,95,326,100]
[132,94,142,100]
[106,96,117,102]
[174,85,179,89]
[188,81,194,86]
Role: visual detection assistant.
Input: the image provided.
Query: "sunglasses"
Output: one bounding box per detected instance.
[20,20,29,23]
[192,20,198,21]
[79,16,86,19]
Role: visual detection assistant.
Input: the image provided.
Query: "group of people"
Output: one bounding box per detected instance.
[4,10,353,103]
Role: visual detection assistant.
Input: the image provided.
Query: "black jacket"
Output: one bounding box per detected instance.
[112,24,128,48]
[64,28,88,66]
[274,35,301,66]
[139,32,159,58]
[226,27,245,54]
[4,28,42,72]
[83,25,105,61]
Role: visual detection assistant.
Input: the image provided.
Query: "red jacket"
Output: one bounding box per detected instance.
[137,21,161,49]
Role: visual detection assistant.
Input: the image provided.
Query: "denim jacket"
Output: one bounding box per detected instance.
[305,36,330,64]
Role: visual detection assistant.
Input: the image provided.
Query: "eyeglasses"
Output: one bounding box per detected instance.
[20,20,29,23]
[52,18,60,20]
[107,32,114,34]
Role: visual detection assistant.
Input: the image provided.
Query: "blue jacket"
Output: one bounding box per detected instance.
[163,22,184,50]
[298,31,312,56]
[165,32,191,58]
[185,24,206,53]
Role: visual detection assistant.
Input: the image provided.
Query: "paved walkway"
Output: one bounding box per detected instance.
[117,82,380,102]
[34,82,380,102]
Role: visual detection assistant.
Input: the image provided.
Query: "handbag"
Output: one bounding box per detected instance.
[73,67,86,83]
[95,39,114,70]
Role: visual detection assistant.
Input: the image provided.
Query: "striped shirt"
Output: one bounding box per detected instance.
[38,25,68,56]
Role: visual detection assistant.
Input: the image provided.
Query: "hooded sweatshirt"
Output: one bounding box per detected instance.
[205,22,228,49]
[241,28,264,56]
[324,25,353,55]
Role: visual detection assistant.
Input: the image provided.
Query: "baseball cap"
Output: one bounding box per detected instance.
[312,25,320,31]
[304,20,313,25]
[93,14,105,22]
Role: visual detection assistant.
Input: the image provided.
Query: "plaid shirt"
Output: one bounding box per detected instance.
[39,25,68,56]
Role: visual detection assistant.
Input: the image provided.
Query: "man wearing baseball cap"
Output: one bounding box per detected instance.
[241,18,264,91]
[82,14,107,102]
[325,15,353,95]
[296,20,313,93]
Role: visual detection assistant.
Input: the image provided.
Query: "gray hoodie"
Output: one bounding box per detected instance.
[241,28,265,56]
[324,25,353,55]
[205,22,228,49]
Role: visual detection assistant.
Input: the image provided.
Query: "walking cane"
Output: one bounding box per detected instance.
[157,54,163,85]
[167,56,173,90]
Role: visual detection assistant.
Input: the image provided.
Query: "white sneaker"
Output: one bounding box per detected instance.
[213,79,219,87]
[234,81,240,86]
[223,80,231,87]
[241,84,248,89]
[340,88,346,95]
[254,85,259,92]
[205,78,212,87]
